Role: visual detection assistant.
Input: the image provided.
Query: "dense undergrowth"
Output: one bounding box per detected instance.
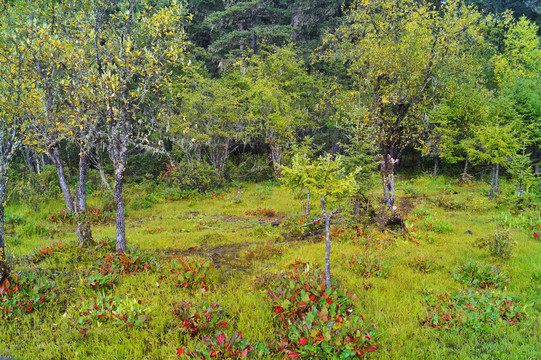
[1,175,540,359]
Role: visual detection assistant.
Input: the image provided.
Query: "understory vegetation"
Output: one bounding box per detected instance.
[1,175,540,359]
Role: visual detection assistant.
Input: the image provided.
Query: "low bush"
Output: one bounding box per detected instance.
[70,294,151,337]
[453,261,508,288]
[406,256,439,273]
[342,253,389,278]
[421,289,525,332]
[253,267,379,358]
[48,206,114,225]
[172,301,229,337]
[161,161,223,192]
[245,207,276,217]
[244,241,284,260]
[0,271,58,320]
[474,230,516,259]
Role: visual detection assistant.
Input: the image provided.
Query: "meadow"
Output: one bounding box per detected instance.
[1,175,540,360]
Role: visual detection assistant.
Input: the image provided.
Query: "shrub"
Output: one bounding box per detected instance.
[0,271,58,320]
[160,256,213,290]
[85,273,118,289]
[253,267,379,358]
[244,241,284,260]
[29,240,72,263]
[421,289,525,331]
[48,206,114,225]
[5,214,24,225]
[245,207,276,217]
[474,230,516,259]
[177,331,264,359]
[433,194,467,210]
[342,253,389,278]
[71,295,151,337]
[161,160,223,192]
[406,256,438,273]
[172,301,229,337]
[99,247,161,275]
[453,261,508,288]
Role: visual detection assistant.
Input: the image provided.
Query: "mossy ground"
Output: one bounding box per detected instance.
[1,176,540,359]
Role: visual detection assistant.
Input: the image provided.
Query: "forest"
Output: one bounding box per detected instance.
[0,0,540,359]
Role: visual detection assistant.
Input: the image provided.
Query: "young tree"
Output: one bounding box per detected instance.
[282,152,359,288]
[320,0,485,206]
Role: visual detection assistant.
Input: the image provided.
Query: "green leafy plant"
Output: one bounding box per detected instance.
[421,289,525,332]
[474,230,516,259]
[172,301,229,337]
[342,253,389,278]
[0,271,58,320]
[453,261,508,288]
[244,241,284,260]
[245,207,276,217]
[48,206,114,225]
[406,256,439,273]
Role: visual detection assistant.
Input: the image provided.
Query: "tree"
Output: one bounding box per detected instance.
[174,72,247,177]
[282,152,359,288]
[493,16,541,175]
[19,0,98,244]
[244,45,317,177]
[320,0,485,206]
[82,0,190,252]
[0,0,37,281]
[466,107,522,200]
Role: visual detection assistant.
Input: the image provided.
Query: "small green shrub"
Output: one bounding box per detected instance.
[453,261,508,288]
[244,241,284,260]
[421,289,525,332]
[171,301,229,337]
[406,256,439,273]
[342,253,389,277]
[48,206,115,225]
[474,230,516,259]
[5,214,24,225]
[0,271,58,320]
[161,160,223,192]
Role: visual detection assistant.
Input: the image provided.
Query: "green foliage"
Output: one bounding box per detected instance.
[406,256,439,273]
[244,241,284,260]
[474,230,517,259]
[342,253,389,278]
[422,289,526,331]
[281,153,359,202]
[48,206,115,225]
[0,271,58,320]
[161,160,223,192]
[453,261,508,288]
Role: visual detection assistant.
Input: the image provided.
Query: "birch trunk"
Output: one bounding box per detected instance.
[321,196,332,289]
[381,154,398,207]
[113,141,128,253]
[489,163,496,201]
[433,157,439,178]
[48,146,75,212]
[76,148,93,245]
[462,155,469,180]
[0,170,9,283]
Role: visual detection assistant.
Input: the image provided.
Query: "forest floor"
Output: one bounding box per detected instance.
[1,176,540,359]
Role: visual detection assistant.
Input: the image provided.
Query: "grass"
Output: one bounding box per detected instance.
[1,176,540,359]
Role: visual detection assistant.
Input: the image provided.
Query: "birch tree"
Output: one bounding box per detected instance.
[320,0,485,206]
